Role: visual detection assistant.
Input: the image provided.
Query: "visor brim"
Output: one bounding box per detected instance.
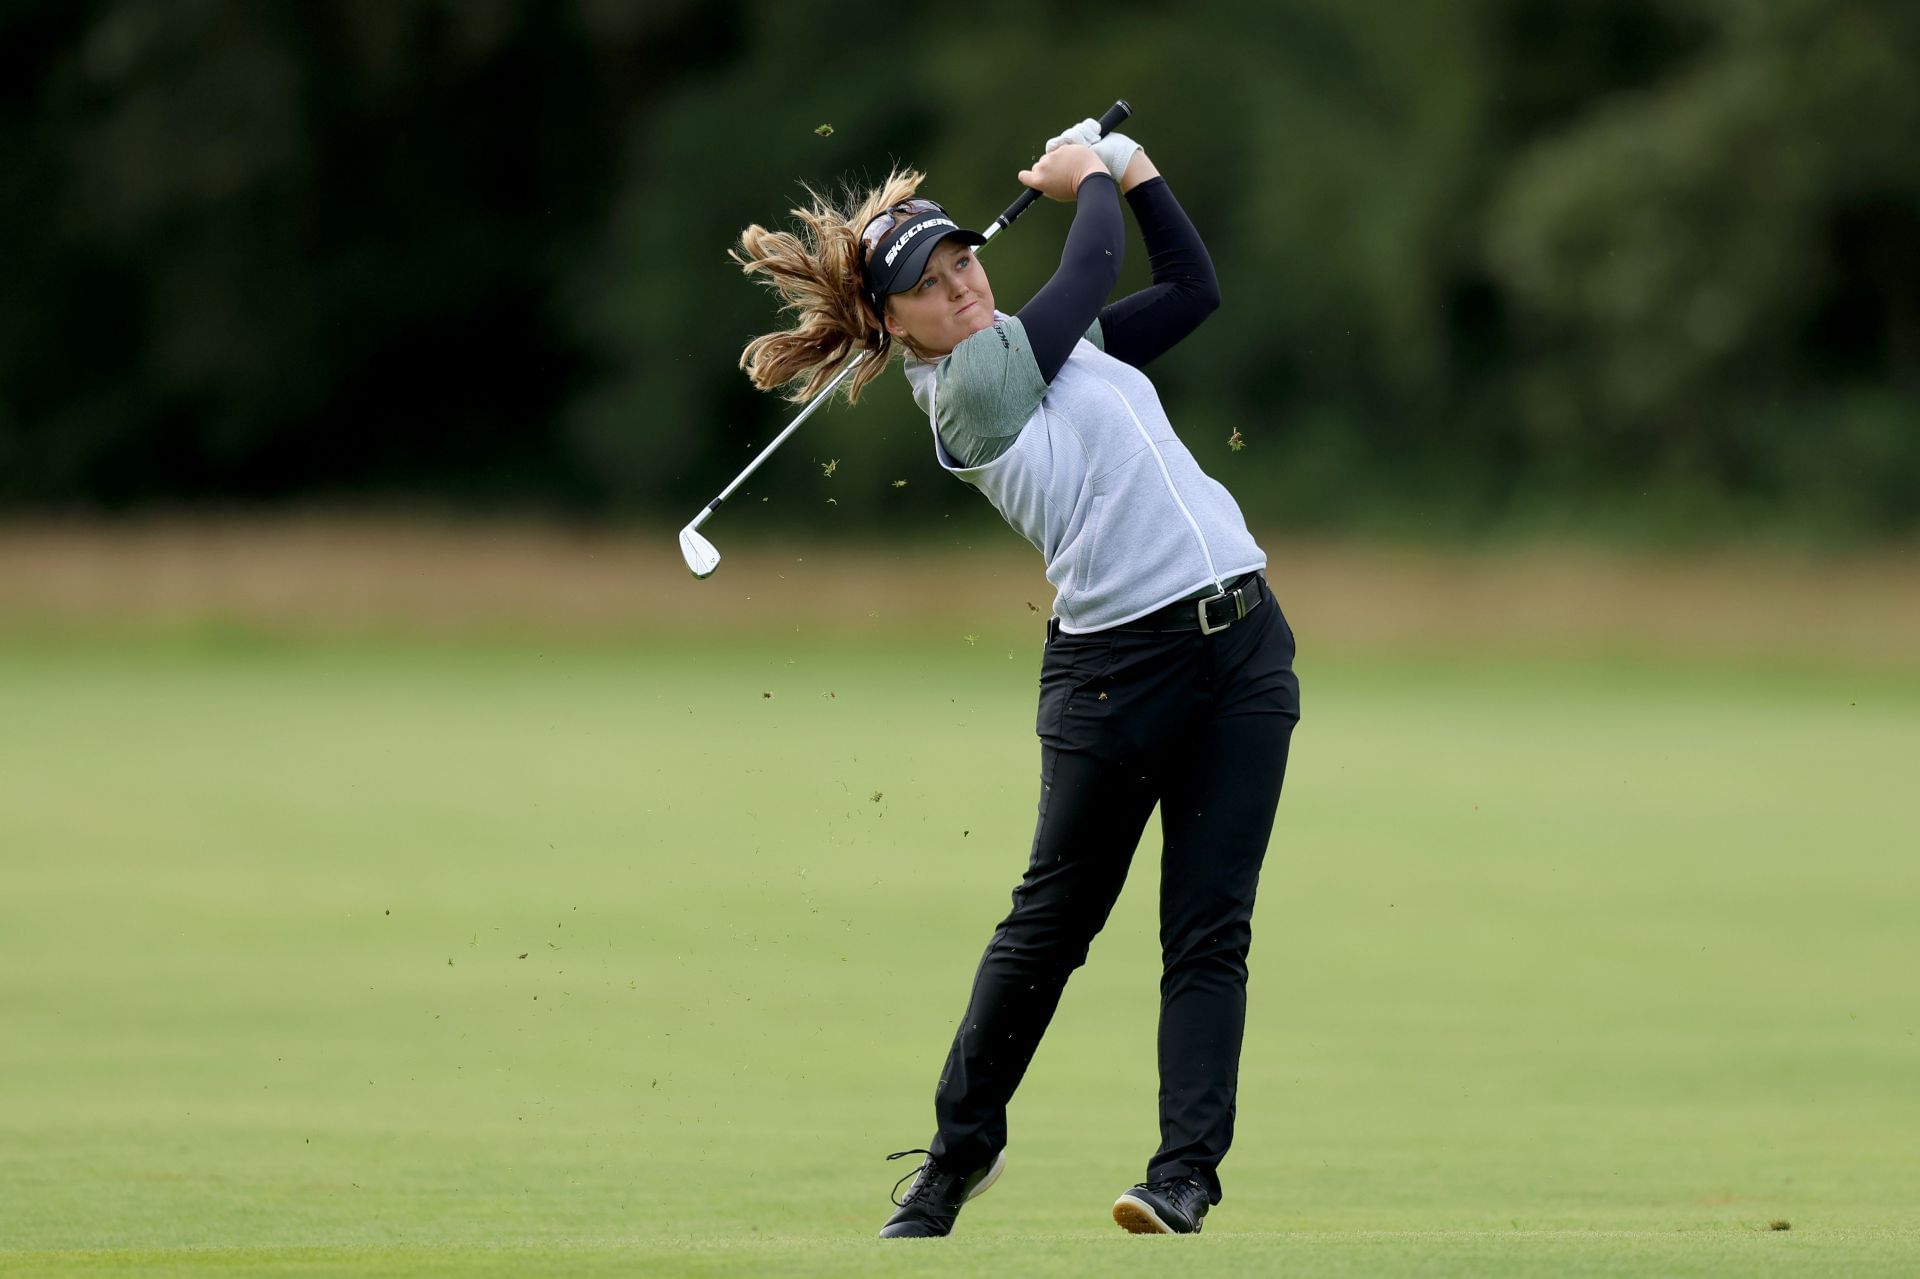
[867,218,987,304]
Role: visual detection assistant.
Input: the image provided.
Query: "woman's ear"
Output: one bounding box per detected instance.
[883,310,906,341]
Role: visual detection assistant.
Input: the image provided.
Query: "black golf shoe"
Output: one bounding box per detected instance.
[876,1146,1006,1238]
[1113,1176,1210,1234]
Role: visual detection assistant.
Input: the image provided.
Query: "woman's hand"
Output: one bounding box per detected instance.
[1017,143,1107,202]
[1045,118,1140,184]
[1043,120,1159,194]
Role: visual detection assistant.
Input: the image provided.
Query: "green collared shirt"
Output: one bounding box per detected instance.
[930,314,1105,468]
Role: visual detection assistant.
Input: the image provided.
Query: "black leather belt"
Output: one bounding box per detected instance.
[1115,571,1265,633]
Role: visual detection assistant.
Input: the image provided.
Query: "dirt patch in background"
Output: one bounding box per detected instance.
[2,517,1916,666]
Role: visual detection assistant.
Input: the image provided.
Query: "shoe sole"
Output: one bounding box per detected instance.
[1112,1192,1176,1234]
[968,1148,1008,1202]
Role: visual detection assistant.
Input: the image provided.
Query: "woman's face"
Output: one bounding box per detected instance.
[882,238,995,358]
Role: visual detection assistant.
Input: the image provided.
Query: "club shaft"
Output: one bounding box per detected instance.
[692,352,867,528]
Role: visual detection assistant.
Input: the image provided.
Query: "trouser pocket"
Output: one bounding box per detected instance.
[1036,632,1115,749]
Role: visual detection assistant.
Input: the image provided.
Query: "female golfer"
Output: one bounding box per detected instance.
[732,120,1300,1238]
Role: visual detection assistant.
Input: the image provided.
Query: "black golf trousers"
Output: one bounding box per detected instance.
[926,573,1300,1204]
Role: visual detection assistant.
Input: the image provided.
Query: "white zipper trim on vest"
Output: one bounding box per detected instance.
[1095,375,1224,592]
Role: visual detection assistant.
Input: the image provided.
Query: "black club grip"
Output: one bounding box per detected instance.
[1093,100,1132,135]
[991,99,1133,233]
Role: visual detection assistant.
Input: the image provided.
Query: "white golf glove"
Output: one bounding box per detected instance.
[1043,116,1140,184]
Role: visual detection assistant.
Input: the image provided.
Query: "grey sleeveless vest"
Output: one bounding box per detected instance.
[904,325,1266,634]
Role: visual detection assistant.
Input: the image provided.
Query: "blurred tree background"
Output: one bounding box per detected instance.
[2,0,1915,541]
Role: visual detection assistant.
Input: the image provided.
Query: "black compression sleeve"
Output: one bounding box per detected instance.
[1015,173,1124,383]
[1096,176,1221,369]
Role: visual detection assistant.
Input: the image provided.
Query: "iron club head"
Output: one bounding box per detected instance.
[679,524,721,578]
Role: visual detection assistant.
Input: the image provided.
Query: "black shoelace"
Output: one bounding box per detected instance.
[886,1148,937,1207]
[1145,1176,1207,1210]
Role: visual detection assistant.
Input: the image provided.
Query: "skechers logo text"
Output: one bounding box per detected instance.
[884,218,957,268]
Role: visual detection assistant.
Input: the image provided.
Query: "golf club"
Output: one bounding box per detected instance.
[679,99,1133,579]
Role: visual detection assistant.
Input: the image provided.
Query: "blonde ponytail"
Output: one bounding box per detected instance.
[730,167,926,405]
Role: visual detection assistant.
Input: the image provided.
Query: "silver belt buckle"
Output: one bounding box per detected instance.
[1196,587,1245,635]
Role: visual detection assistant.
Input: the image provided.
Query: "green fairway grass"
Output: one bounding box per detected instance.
[3,633,1917,1276]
